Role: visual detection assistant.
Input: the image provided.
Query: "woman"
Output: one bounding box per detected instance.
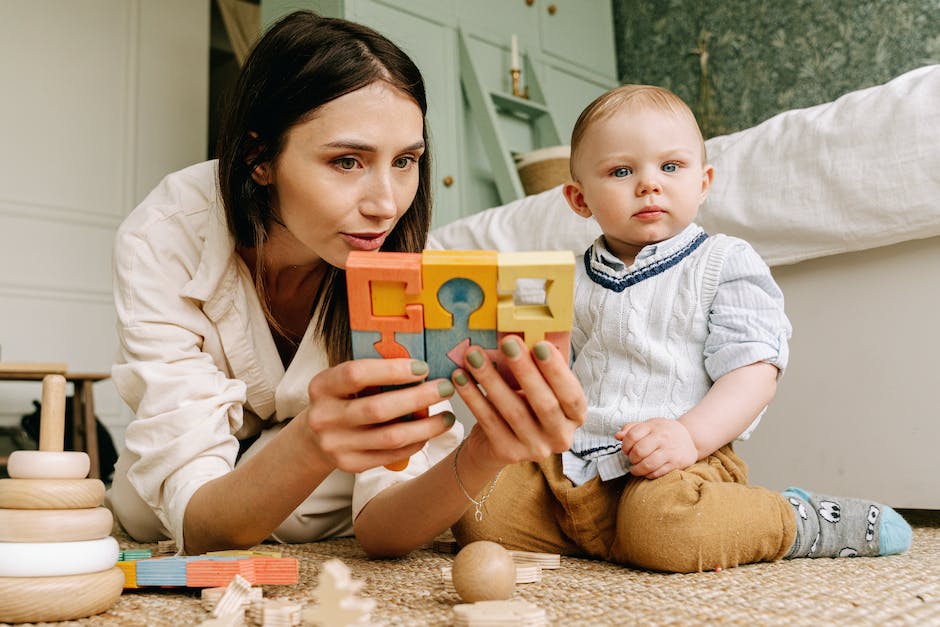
[108,11,585,557]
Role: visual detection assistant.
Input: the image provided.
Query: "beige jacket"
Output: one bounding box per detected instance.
[111,160,461,547]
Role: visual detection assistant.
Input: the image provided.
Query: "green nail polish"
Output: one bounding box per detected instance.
[467,350,484,369]
[534,342,551,361]
[500,339,520,358]
[443,411,456,427]
[411,360,429,376]
[453,370,468,386]
[438,379,455,397]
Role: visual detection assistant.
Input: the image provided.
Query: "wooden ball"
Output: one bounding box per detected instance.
[451,540,516,603]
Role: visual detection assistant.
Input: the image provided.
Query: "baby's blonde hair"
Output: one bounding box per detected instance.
[569,84,706,178]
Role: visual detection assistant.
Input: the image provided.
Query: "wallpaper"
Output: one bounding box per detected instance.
[612,0,940,137]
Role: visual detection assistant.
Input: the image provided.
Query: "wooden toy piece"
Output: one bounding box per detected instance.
[425,277,499,380]
[211,573,252,619]
[0,536,120,577]
[346,251,424,354]
[0,506,113,542]
[0,566,125,624]
[450,540,516,603]
[7,373,91,480]
[442,563,541,589]
[452,600,547,626]
[496,250,575,350]
[6,450,91,479]
[38,373,67,451]
[0,477,105,509]
[302,558,376,627]
[420,250,498,330]
[507,550,561,569]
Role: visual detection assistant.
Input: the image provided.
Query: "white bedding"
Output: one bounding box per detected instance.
[430,65,940,267]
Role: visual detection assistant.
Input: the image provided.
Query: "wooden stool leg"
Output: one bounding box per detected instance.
[71,390,83,453]
[77,381,100,480]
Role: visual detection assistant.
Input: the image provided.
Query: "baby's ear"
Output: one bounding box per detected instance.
[698,164,714,204]
[563,182,592,218]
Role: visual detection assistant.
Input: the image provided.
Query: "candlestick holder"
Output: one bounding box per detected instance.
[510,69,528,99]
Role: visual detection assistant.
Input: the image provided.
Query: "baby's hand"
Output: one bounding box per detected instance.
[616,418,697,479]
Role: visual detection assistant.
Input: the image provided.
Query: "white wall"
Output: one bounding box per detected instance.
[0,0,209,450]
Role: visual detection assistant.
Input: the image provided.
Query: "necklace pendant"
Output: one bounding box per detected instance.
[474,506,484,522]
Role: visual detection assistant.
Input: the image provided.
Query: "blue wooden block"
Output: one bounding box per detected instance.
[425,277,497,379]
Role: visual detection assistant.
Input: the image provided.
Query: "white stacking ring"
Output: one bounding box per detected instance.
[7,450,90,479]
[0,536,119,577]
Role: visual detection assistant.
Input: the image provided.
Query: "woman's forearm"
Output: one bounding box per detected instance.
[182,417,335,554]
[353,429,503,558]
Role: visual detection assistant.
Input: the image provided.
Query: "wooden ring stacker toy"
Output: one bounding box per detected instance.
[0,506,114,542]
[0,374,123,624]
[0,567,125,624]
[0,478,105,509]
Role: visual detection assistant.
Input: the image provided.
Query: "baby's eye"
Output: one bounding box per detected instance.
[662,163,679,173]
[612,167,632,178]
[335,157,358,170]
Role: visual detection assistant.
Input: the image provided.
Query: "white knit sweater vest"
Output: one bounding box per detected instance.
[570,230,734,461]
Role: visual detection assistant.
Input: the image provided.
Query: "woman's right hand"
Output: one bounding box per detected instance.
[451,335,586,472]
[299,358,456,473]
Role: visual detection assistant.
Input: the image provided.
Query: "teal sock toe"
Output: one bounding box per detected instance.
[783,487,812,501]
[878,507,912,556]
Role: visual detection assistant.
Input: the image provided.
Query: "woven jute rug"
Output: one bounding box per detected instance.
[6,510,937,626]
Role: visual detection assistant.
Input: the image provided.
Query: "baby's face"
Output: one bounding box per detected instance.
[565,107,712,263]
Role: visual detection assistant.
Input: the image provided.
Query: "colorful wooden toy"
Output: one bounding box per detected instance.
[346,249,574,381]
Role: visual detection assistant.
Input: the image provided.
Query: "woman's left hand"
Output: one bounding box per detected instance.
[450,335,586,471]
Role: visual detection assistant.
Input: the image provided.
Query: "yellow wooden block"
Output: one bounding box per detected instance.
[496,251,575,348]
[117,560,139,588]
[420,250,498,330]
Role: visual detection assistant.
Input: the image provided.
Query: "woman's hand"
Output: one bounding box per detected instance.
[450,335,586,471]
[299,358,456,473]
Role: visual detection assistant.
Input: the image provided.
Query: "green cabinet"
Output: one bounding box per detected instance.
[261,0,617,225]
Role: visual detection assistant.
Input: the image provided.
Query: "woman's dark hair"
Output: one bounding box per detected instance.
[216,11,431,366]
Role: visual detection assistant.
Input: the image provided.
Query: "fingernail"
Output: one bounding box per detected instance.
[453,370,469,386]
[500,338,520,358]
[442,411,456,427]
[534,342,551,361]
[467,350,484,369]
[438,379,455,397]
[411,360,429,376]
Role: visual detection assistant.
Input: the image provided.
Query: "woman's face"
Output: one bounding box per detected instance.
[259,80,425,269]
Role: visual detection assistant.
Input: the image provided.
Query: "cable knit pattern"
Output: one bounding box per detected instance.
[563,223,791,485]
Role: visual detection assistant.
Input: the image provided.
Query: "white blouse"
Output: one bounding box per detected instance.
[111,160,461,547]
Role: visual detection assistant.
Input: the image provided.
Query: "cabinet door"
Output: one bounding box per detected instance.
[537,0,617,79]
[457,0,539,49]
[347,0,461,227]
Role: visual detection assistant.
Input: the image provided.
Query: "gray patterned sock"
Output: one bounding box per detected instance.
[782,487,911,558]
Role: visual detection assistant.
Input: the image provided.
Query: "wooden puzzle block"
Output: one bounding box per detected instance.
[345,250,574,387]
[425,277,498,379]
[420,250,498,330]
[347,251,424,359]
[496,251,575,349]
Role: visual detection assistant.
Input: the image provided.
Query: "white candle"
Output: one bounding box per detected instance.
[511,34,519,71]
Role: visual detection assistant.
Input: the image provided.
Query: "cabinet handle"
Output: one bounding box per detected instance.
[442,176,454,187]
[547,3,556,14]
[525,0,534,5]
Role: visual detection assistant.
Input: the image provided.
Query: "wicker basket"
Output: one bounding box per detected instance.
[516,145,571,196]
